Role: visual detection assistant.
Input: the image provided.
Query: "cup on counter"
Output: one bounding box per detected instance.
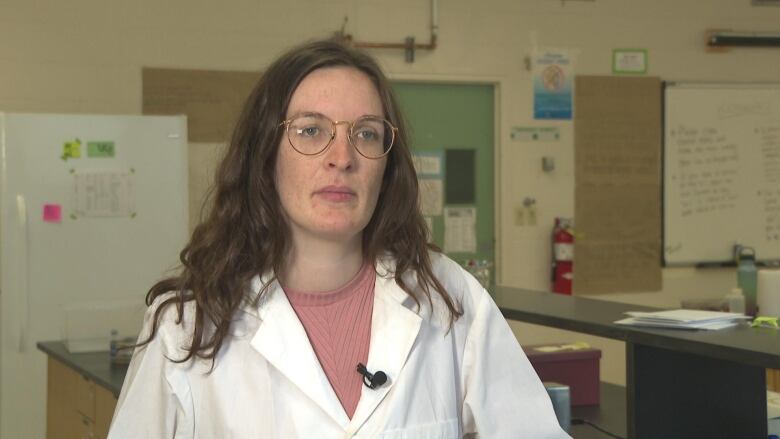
[758,269,780,318]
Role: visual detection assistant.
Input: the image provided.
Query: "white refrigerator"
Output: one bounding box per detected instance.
[0,113,189,439]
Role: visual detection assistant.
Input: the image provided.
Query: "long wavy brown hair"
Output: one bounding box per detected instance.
[141,39,462,364]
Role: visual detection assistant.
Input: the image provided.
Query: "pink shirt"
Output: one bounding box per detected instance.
[284,263,375,418]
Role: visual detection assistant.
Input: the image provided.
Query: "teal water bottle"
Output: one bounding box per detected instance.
[736,246,758,316]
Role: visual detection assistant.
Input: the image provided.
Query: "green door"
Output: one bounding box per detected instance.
[392,82,495,285]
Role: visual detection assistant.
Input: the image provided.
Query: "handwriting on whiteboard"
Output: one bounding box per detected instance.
[670,125,739,217]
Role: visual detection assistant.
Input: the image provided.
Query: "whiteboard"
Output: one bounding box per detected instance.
[664,83,780,264]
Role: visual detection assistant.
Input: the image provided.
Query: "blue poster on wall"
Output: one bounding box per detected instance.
[533,50,573,120]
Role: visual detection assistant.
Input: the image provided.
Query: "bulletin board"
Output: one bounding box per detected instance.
[392,82,495,272]
[664,83,780,264]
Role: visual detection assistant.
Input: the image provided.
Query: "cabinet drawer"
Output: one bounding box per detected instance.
[46,357,116,439]
[768,368,780,391]
[74,372,96,420]
[95,386,118,439]
[78,412,96,439]
[48,357,96,419]
[47,358,91,439]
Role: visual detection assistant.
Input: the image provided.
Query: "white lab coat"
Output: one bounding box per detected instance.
[109,253,570,438]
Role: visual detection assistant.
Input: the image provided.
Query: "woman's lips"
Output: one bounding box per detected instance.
[315,186,356,202]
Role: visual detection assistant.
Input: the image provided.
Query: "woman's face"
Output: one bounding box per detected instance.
[275,66,388,245]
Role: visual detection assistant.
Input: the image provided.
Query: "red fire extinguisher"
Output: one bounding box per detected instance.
[552,217,574,295]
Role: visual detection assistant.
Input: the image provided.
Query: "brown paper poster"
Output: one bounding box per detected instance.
[574,76,662,294]
[142,68,261,143]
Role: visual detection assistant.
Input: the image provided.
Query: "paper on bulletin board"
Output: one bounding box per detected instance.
[574,76,662,294]
[444,207,476,253]
[412,151,444,177]
[142,68,262,143]
[533,49,574,120]
[424,217,433,235]
[73,171,135,217]
[419,178,443,216]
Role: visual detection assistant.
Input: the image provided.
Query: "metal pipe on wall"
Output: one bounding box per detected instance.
[341,0,438,61]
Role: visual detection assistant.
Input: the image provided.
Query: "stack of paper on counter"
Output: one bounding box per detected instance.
[615,309,751,330]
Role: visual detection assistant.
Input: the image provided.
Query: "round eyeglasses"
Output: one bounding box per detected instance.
[279,112,397,159]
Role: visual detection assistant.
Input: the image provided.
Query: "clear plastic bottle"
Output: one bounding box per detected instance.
[110,329,119,363]
[726,287,746,315]
[737,246,758,316]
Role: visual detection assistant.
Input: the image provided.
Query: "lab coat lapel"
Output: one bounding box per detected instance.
[349,263,423,431]
[249,278,350,428]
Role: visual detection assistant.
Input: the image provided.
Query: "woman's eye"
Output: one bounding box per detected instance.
[297,126,320,137]
[355,129,378,141]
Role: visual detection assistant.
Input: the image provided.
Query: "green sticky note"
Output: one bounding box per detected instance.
[87,141,115,158]
[61,139,82,161]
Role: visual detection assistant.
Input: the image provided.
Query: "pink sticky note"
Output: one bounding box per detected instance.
[43,204,62,223]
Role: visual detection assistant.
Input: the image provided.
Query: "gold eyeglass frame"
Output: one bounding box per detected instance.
[279,112,397,159]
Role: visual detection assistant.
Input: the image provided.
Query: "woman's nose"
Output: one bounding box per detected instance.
[325,125,355,170]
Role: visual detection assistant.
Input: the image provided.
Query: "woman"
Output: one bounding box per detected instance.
[109,39,568,438]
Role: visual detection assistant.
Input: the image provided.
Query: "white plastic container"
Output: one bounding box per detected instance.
[62,299,145,353]
[758,269,780,318]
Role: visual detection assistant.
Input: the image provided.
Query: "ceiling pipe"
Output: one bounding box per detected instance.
[339,0,438,62]
[707,30,780,47]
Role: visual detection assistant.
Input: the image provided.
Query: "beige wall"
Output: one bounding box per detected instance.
[4,0,780,388]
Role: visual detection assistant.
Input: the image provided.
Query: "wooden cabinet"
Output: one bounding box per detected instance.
[95,385,116,439]
[46,357,118,439]
[769,368,780,392]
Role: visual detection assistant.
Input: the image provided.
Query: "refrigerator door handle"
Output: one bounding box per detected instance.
[15,194,29,352]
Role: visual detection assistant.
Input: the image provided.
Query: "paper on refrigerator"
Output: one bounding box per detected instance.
[74,170,135,217]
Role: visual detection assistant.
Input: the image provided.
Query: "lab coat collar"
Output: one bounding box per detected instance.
[348,260,423,433]
[247,258,423,431]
